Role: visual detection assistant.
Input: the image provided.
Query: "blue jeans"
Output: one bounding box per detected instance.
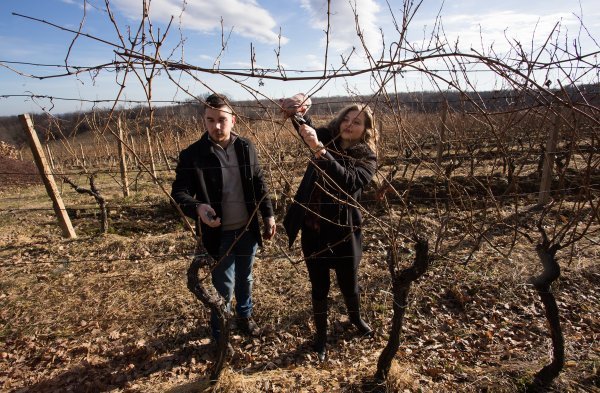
[210,228,258,339]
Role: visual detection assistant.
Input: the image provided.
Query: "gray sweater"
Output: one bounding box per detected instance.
[211,134,250,230]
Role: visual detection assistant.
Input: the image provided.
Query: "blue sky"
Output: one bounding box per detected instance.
[1,0,599,116]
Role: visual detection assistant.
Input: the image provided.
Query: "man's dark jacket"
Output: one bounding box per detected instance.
[283,127,376,253]
[171,132,274,259]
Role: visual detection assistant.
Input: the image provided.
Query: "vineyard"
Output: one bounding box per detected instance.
[1,1,600,392]
[0,94,599,392]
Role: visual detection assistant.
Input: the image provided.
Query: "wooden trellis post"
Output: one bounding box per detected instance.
[117,117,130,197]
[436,101,448,169]
[156,134,172,171]
[538,111,561,205]
[79,143,87,168]
[175,131,181,154]
[145,126,157,178]
[129,134,140,166]
[19,114,77,239]
[45,144,55,171]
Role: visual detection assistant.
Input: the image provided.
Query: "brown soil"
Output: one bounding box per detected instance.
[0,131,598,392]
[0,182,598,392]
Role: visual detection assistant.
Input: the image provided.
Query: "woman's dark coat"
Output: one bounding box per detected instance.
[283,127,376,257]
[171,132,274,259]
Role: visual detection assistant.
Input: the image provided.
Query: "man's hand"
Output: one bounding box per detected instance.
[197,204,221,228]
[262,216,276,240]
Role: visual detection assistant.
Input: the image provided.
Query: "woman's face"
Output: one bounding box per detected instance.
[339,110,367,145]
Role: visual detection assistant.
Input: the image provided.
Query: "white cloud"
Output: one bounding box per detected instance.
[304,54,323,70]
[110,0,287,45]
[299,0,383,56]
[411,2,600,56]
[437,11,578,53]
[398,5,600,91]
[60,0,87,10]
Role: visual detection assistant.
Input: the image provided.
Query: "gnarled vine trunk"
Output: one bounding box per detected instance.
[529,241,564,389]
[186,242,232,383]
[375,237,430,381]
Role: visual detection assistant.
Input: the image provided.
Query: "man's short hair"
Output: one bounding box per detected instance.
[204,93,231,111]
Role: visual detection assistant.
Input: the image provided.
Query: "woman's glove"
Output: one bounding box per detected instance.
[280,93,311,118]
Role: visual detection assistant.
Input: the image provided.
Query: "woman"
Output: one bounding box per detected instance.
[283,103,378,361]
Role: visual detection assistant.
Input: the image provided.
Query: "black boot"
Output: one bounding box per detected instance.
[344,294,373,337]
[312,298,328,361]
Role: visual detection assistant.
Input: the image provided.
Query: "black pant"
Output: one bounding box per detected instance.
[301,225,361,301]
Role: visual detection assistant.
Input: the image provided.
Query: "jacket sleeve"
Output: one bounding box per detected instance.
[170,147,202,220]
[314,130,377,194]
[249,142,275,219]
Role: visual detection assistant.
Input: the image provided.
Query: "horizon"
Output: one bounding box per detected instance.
[3,81,599,120]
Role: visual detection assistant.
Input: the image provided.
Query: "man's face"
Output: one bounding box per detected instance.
[204,106,235,148]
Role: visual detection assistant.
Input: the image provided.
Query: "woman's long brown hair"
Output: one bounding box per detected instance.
[327,103,378,153]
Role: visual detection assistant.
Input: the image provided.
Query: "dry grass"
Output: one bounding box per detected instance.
[1,113,599,392]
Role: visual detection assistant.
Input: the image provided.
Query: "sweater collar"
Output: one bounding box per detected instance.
[207,131,239,150]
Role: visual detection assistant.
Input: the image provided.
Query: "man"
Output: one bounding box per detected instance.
[171,93,276,340]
